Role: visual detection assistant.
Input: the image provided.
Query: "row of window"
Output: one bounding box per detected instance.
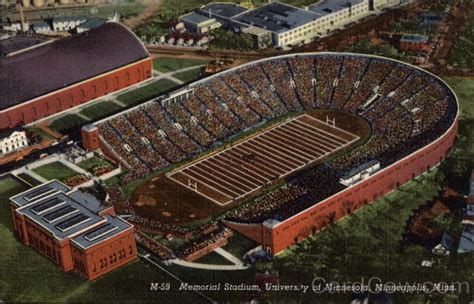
[27,231,63,267]
[93,246,134,273]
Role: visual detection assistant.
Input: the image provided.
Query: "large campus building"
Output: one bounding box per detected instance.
[82,52,458,257]
[0,22,152,130]
[9,180,137,280]
[179,0,414,48]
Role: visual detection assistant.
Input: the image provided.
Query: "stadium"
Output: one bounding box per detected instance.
[0,22,152,130]
[83,52,458,256]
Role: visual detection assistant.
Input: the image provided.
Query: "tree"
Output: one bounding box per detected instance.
[209,28,256,51]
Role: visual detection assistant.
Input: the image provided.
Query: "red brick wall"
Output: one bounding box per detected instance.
[20,217,74,271]
[223,220,263,243]
[0,58,152,130]
[82,127,100,151]
[400,41,430,52]
[184,230,233,262]
[71,228,137,280]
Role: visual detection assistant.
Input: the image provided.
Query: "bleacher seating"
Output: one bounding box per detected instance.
[97,54,457,223]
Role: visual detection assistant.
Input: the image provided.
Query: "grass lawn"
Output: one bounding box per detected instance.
[32,162,78,181]
[173,67,203,83]
[16,173,42,187]
[80,100,123,120]
[26,126,56,141]
[193,251,234,265]
[153,58,208,73]
[117,79,178,106]
[222,232,259,259]
[77,156,113,172]
[49,114,89,133]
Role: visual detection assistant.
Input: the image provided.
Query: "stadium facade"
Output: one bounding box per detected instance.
[225,115,458,254]
[9,180,137,280]
[82,52,458,256]
[0,22,152,130]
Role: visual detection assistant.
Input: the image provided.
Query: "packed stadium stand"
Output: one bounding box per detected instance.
[88,53,458,255]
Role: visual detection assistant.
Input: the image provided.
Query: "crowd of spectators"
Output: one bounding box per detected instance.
[127,215,194,240]
[97,54,457,226]
[135,232,175,260]
[226,165,344,223]
[175,228,232,259]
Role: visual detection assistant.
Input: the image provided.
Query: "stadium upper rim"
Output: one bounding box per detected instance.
[94,52,459,126]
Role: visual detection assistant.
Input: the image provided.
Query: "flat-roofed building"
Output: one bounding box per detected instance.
[308,0,369,31]
[232,2,323,48]
[9,180,137,280]
[178,1,413,49]
[179,11,222,34]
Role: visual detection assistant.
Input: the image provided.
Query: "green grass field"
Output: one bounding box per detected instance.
[173,67,203,83]
[80,101,123,121]
[222,232,258,259]
[49,114,89,133]
[153,58,208,73]
[194,251,234,265]
[32,162,78,181]
[16,173,41,187]
[117,79,178,106]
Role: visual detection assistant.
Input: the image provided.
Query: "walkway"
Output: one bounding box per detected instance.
[214,247,244,266]
[168,247,248,271]
[170,258,249,271]
[153,65,204,85]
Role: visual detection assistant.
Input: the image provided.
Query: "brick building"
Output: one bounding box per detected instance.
[9,180,137,280]
[399,34,430,52]
[0,22,152,130]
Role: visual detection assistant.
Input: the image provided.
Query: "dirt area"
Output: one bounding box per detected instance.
[122,0,163,30]
[130,173,226,224]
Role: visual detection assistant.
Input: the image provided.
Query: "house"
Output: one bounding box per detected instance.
[0,129,28,156]
[32,21,52,34]
[399,34,430,52]
[52,16,87,32]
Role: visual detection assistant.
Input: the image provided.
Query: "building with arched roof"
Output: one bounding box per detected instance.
[0,22,152,130]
